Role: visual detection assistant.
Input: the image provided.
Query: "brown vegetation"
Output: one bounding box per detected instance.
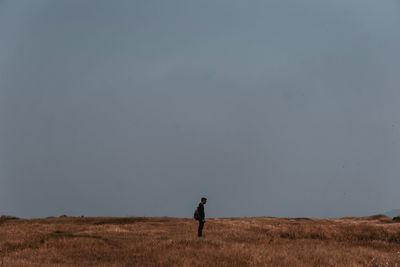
[1,216,400,266]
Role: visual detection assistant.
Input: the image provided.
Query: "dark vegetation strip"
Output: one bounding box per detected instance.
[0,230,117,255]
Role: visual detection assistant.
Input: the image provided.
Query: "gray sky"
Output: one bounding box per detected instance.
[1,0,400,218]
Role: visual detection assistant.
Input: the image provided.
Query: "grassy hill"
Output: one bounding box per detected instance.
[1,216,400,266]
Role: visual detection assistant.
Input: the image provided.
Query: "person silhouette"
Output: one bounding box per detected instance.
[195,197,207,237]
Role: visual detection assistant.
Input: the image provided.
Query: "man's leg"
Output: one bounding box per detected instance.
[198,220,204,237]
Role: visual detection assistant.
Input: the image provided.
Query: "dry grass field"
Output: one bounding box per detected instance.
[1,215,400,267]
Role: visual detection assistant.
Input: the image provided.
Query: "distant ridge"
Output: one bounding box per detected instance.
[0,215,19,223]
[384,209,400,218]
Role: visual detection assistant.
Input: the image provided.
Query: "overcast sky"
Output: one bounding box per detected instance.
[1,0,400,218]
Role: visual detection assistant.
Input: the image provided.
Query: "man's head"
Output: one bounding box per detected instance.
[201,197,207,204]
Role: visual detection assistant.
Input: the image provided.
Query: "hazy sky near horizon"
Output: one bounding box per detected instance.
[1,0,400,218]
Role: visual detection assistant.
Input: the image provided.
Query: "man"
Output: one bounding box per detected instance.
[196,197,207,237]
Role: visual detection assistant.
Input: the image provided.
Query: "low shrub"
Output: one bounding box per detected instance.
[393,216,400,222]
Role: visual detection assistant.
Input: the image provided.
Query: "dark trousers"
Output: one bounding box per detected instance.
[198,220,204,237]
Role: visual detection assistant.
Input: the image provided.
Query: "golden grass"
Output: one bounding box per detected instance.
[1,216,400,266]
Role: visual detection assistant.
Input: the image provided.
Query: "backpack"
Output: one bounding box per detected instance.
[194,207,200,220]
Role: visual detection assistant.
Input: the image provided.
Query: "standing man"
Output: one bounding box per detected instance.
[196,197,207,237]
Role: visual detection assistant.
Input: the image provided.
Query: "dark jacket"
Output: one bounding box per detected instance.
[197,203,205,221]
